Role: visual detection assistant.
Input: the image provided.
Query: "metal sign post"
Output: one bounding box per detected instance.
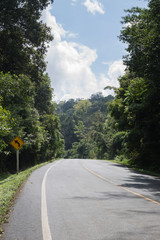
[16,150,19,174]
[10,137,24,174]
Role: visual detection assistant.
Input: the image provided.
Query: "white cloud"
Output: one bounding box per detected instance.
[108,60,125,86]
[42,6,66,43]
[100,60,126,96]
[42,7,99,101]
[42,7,125,102]
[47,40,98,101]
[66,32,78,39]
[83,0,105,15]
[71,0,77,6]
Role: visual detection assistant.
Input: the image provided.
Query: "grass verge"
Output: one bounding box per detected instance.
[108,157,160,177]
[0,159,55,236]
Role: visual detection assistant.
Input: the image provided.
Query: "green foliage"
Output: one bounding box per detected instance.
[0,0,64,173]
[0,0,53,80]
[120,2,160,84]
[35,73,54,114]
[56,99,79,150]
[124,78,149,104]
[109,0,160,170]
[74,100,91,120]
[0,103,14,153]
[40,114,64,159]
[74,121,86,140]
[57,94,114,160]
[0,72,64,172]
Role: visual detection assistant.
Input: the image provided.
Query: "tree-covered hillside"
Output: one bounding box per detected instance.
[56,93,114,159]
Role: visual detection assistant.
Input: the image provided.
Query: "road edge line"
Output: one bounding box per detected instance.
[41,161,61,240]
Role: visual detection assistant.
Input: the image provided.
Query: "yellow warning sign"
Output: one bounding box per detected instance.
[10,137,24,150]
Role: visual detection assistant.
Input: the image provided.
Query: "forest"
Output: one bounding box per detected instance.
[57,0,160,172]
[0,0,64,172]
[56,94,114,160]
[0,0,160,173]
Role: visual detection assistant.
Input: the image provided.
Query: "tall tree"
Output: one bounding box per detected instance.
[0,1,65,172]
[0,72,64,171]
[56,99,78,150]
[110,0,160,168]
[0,0,53,83]
[0,99,13,152]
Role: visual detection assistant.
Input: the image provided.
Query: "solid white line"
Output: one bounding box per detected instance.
[41,161,60,240]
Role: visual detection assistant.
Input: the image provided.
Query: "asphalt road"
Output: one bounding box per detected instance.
[2,159,160,240]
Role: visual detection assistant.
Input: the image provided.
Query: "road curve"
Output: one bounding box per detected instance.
[2,159,160,240]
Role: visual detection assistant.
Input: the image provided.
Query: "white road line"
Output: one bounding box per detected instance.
[41,161,61,240]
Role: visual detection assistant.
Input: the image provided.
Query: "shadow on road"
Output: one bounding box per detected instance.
[120,174,160,200]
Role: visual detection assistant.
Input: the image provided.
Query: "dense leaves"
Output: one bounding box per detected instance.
[0,0,64,173]
[1,0,160,172]
[0,0,53,80]
[0,73,64,172]
[56,93,114,159]
[109,0,160,170]
[57,0,160,172]
[0,101,13,153]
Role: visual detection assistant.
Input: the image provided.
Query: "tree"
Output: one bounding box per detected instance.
[0,102,14,172]
[35,73,55,115]
[0,72,64,171]
[0,101,13,152]
[74,100,91,121]
[120,2,160,83]
[56,99,78,150]
[56,93,113,160]
[110,0,160,169]
[40,114,64,159]
[0,1,65,172]
[0,0,53,83]
[0,72,44,170]
[110,72,153,164]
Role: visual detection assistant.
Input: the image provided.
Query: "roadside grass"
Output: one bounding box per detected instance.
[0,159,55,235]
[108,156,160,177]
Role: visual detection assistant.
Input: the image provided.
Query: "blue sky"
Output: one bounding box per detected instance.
[42,0,148,101]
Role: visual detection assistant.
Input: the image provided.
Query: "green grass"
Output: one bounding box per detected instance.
[0,160,55,235]
[108,156,160,177]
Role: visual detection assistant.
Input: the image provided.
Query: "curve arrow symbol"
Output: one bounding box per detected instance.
[15,140,20,147]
